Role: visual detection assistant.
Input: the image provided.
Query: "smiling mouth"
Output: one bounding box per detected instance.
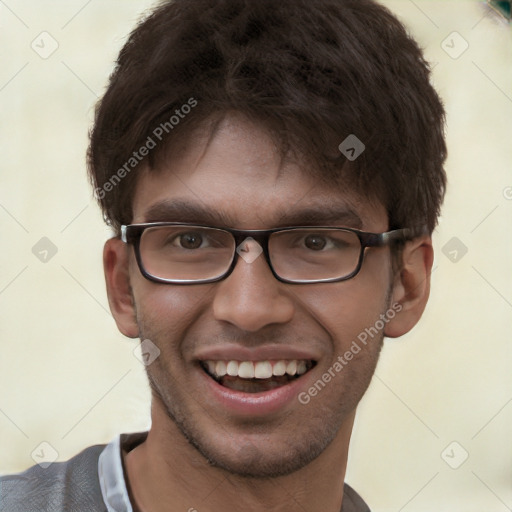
[200,359,316,393]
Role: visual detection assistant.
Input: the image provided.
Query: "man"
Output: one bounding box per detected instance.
[0,0,446,510]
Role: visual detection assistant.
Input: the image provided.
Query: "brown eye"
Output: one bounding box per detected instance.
[179,233,203,249]
[304,235,327,250]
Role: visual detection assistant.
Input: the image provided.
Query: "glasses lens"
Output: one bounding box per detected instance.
[140,226,235,282]
[269,228,361,282]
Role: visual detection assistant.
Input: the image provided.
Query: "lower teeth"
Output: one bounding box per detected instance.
[219,375,294,393]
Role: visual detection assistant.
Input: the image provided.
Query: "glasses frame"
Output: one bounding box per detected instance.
[121,222,412,285]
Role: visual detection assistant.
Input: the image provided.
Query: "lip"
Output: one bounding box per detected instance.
[195,349,319,417]
[194,343,321,363]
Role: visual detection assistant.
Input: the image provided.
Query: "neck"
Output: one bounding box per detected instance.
[125,401,355,512]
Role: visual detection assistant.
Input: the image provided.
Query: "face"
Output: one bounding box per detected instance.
[125,114,395,478]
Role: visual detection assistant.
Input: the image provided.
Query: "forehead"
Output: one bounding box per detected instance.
[132,114,387,230]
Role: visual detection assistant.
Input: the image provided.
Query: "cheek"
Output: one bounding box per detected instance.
[301,261,391,347]
[134,278,214,349]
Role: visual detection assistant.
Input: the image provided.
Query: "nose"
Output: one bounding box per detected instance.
[212,238,295,332]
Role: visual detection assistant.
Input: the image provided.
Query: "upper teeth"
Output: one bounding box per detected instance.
[205,360,309,379]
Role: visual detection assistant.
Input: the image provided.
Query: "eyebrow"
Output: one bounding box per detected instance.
[142,199,363,229]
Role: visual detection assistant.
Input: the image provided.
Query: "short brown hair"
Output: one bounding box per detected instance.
[88,0,446,235]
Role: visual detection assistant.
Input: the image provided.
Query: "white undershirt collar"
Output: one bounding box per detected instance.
[98,435,133,512]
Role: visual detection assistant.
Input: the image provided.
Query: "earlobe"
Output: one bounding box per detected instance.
[103,238,139,338]
[384,236,434,339]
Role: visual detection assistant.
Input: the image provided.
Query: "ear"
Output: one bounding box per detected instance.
[103,237,139,338]
[384,236,434,338]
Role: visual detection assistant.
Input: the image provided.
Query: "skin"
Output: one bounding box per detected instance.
[104,113,433,512]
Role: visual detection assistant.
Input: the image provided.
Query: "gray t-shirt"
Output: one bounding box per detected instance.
[0,432,370,512]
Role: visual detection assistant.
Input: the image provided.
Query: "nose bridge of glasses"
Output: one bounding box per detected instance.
[229,230,271,268]
[230,229,268,246]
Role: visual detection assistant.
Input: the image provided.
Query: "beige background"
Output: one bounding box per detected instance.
[1,1,511,510]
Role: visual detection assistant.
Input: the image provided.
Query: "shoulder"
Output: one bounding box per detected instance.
[0,444,107,512]
[342,483,371,512]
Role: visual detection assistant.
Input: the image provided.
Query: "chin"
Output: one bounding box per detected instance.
[162,399,342,479]
[194,435,331,478]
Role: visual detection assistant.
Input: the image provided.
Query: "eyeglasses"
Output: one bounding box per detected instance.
[121,222,412,285]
